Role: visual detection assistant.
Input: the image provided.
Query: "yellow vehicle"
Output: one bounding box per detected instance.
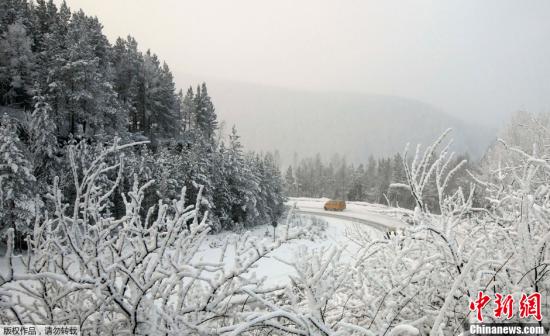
[324,200,346,211]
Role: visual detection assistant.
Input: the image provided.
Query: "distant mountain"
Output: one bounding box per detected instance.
[177,75,496,165]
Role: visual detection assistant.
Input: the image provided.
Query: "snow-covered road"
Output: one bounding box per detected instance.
[289,197,408,231]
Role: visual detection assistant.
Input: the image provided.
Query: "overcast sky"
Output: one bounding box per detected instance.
[57,0,550,126]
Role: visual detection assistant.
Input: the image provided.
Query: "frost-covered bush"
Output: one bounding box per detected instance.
[0,140,301,335]
[246,127,550,335]
[316,129,550,335]
[3,124,550,336]
[292,214,329,240]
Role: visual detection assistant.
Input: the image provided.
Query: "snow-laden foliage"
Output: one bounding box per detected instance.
[0,20,34,106]
[291,128,550,335]
[0,140,301,335]
[3,126,550,335]
[0,1,286,235]
[27,94,59,180]
[221,125,550,335]
[0,113,36,238]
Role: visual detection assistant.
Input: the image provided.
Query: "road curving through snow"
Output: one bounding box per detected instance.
[290,197,408,231]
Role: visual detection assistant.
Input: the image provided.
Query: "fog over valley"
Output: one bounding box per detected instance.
[55,0,550,162]
[179,75,496,164]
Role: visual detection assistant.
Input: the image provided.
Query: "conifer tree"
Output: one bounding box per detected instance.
[28,94,58,179]
[111,36,141,133]
[180,86,195,133]
[47,10,123,137]
[284,165,296,197]
[194,83,217,141]
[0,21,35,107]
[0,114,36,238]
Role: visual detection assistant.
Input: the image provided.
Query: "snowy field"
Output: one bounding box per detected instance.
[194,211,384,286]
[0,198,397,285]
[0,202,390,293]
[189,197,409,286]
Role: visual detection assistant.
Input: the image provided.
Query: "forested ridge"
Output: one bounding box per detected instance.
[0,0,285,242]
[285,151,478,212]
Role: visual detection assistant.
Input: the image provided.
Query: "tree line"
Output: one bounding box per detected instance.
[0,0,285,244]
[284,151,477,212]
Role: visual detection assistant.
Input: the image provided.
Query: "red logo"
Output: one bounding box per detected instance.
[469,291,491,321]
[519,293,542,321]
[469,292,542,322]
[493,294,514,319]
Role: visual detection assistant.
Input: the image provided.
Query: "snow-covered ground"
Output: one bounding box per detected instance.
[0,198,403,332]
[191,198,408,286]
[0,218,378,293]
[194,214,382,286]
[1,199,402,289]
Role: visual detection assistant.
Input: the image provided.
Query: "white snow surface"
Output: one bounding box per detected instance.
[1,199,403,289]
[194,215,381,286]
[192,197,407,286]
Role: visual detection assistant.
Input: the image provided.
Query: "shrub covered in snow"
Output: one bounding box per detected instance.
[2,125,550,335]
[0,141,299,334]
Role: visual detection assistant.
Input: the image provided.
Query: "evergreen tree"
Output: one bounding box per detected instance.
[194,83,217,141]
[28,94,58,179]
[137,51,179,140]
[35,0,70,92]
[261,152,285,222]
[334,157,349,200]
[180,86,195,133]
[364,155,377,202]
[0,0,32,34]
[226,126,250,226]
[388,152,413,207]
[0,21,35,107]
[47,10,124,137]
[284,165,296,197]
[112,36,141,132]
[376,158,391,204]
[31,0,58,53]
[347,164,365,201]
[210,142,232,230]
[0,114,36,239]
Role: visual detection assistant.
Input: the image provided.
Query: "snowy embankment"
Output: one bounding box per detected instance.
[193,214,382,286]
[0,210,381,287]
[1,199,404,294]
[190,197,408,285]
[289,197,410,230]
[0,196,407,334]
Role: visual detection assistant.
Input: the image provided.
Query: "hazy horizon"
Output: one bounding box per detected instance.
[53,0,550,129]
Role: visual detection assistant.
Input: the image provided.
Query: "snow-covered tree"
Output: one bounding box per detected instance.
[111,36,141,132]
[347,163,366,201]
[0,140,308,334]
[180,86,195,133]
[135,50,179,140]
[28,94,58,179]
[0,114,36,239]
[284,165,296,197]
[194,83,218,141]
[0,21,35,107]
[45,10,124,138]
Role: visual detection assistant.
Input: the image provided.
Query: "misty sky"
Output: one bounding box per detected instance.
[57,0,550,126]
